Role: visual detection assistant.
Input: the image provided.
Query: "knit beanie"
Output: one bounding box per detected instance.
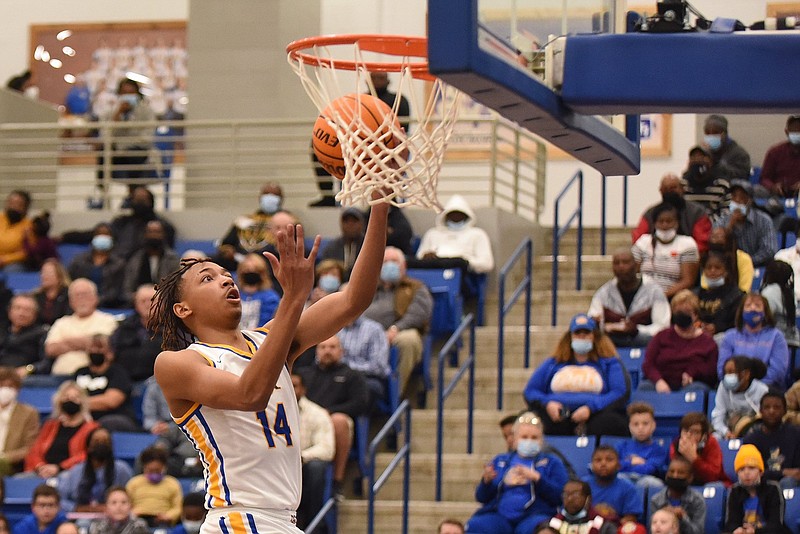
[734,444,764,473]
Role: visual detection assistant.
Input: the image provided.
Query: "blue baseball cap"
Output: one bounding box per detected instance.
[569,313,597,333]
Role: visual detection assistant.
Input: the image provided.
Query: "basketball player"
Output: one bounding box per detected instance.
[148,201,388,533]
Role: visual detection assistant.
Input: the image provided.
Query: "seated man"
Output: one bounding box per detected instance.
[110,186,176,260]
[44,278,118,375]
[298,335,369,499]
[588,248,670,348]
[0,189,34,273]
[702,114,752,183]
[67,223,128,308]
[714,180,776,267]
[760,115,800,198]
[320,208,366,280]
[362,247,433,398]
[0,294,50,377]
[110,284,163,383]
[122,220,180,299]
[632,174,711,253]
[682,145,730,216]
[337,315,391,405]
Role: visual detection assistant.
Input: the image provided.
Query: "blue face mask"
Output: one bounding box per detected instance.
[562,507,588,522]
[516,439,541,458]
[571,339,593,355]
[742,310,764,328]
[260,193,282,214]
[788,132,800,145]
[318,274,340,293]
[704,134,723,151]
[729,201,748,216]
[706,276,726,289]
[446,219,467,231]
[723,373,740,391]
[119,93,139,107]
[380,262,402,284]
[91,234,113,251]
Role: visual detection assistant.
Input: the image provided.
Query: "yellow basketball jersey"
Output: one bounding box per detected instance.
[175,329,302,511]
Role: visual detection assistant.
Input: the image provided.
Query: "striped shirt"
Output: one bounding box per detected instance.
[714,208,777,266]
[632,234,699,294]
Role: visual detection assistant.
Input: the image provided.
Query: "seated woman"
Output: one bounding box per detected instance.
[704,227,754,293]
[694,250,744,338]
[711,356,769,440]
[760,259,799,346]
[632,202,700,298]
[33,258,71,326]
[524,313,629,437]
[718,293,790,390]
[24,381,99,478]
[641,290,719,393]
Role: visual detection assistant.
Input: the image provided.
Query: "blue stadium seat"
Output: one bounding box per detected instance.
[751,267,764,292]
[785,488,800,534]
[464,272,488,326]
[376,347,400,416]
[749,166,761,186]
[178,477,203,496]
[630,391,706,438]
[175,240,216,257]
[718,438,742,482]
[700,482,727,534]
[349,415,370,495]
[617,347,645,390]
[111,432,159,467]
[56,244,90,267]
[18,387,57,420]
[545,435,594,478]
[5,272,40,294]
[4,476,48,526]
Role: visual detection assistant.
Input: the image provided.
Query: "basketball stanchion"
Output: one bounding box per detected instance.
[287,34,461,211]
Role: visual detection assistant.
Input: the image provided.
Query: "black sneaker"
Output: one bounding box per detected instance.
[332,480,345,502]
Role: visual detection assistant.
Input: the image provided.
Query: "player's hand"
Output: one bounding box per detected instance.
[571,405,590,423]
[546,401,563,422]
[264,224,319,301]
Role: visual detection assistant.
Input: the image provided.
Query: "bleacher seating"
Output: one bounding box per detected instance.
[56,243,89,268]
[630,390,706,438]
[4,476,47,525]
[617,347,644,390]
[111,432,159,467]
[785,488,800,534]
[718,438,742,482]
[700,483,727,534]
[4,272,39,294]
[544,435,594,478]
[175,239,216,258]
[18,387,57,420]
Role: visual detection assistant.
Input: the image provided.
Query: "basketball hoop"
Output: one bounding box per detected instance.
[287,34,461,211]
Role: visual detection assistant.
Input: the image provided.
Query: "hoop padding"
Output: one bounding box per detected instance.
[287,35,460,211]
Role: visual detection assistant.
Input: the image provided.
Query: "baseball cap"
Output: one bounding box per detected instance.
[569,313,597,333]
[729,179,754,198]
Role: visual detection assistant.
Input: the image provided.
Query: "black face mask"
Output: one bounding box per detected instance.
[61,400,81,416]
[241,272,262,286]
[664,476,690,492]
[131,202,153,217]
[89,443,112,462]
[145,238,164,250]
[708,243,726,253]
[5,209,23,224]
[89,352,105,367]
[673,312,693,329]
[662,192,686,210]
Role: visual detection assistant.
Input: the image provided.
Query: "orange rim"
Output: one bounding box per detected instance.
[286,34,434,81]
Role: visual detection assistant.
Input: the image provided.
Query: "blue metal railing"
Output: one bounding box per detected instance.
[496,238,533,410]
[435,314,476,501]
[600,174,630,255]
[367,399,412,534]
[552,170,584,326]
[306,496,336,533]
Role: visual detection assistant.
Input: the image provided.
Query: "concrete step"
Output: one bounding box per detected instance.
[371,453,486,502]
[423,367,530,411]
[337,499,478,534]
[408,409,512,456]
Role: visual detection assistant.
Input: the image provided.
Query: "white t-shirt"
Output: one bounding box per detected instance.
[632,234,699,294]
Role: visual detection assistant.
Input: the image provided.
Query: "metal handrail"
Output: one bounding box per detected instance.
[306,496,336,533]
[552,170,584,326]
[496,238,533,410]
[435,313,476,501]
[367,399,412,534]
[600,174,630,255]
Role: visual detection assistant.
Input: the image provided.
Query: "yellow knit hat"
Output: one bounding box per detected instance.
[734,444,764,473]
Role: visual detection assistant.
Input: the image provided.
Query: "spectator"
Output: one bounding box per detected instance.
[588,248,671,348]
[683,145,730,216]
[523,313,629,437]
[438,519,465,534]
[169,492,206,534]
[0,294,49,377]
[706,227,753,293]
[55,523,77,534]
[714,180,776,268]
[24,381,99,478]
[744,392,800,489]
[632,202,700,297]
[141,378,170,436]
[717,293,789,389]
[641,290,719,393]
[694,250,744,337]
[307,259,345,308]
[711,357,769,439]
[87,487,149,534]
[44,279,118,375]
[110,284,161,383]
[632,174,711,254]
[0,190,34,273]
[702,114,752,183]
[760,115,800,198]
[125,446,182,528]
[465,412,569,534]
[669,412,728,485]
[33,259,72,326]
[236,253,280,330]
[320,208,366,279]
[499,414,517,452]
[214,182,285,272]
[0,516,10,534]
[0,367,39,475]
[6,70,32,93]
[291,372,335,532]
[57,427,133,513]
[582,446,644,529]
[547,479,616,534]
[385,205,414,256]
[122,220,180,299]
[370,71,411,129]
[11,484,67,534]
[649,509,681,534]
[338,315,391,405]
[153,423,202,480]
[109,186,176,260]
[299,335,370,499]
[766,259,800,342]
[362,247,433,398]
[23,212,59,272]
[67,223,127,308]
[74,336,138,432]
[616,402,669,489]
[648,455,706,534]
[722,444,788,534]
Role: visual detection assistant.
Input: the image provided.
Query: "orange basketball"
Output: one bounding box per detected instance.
[312,93,402,179]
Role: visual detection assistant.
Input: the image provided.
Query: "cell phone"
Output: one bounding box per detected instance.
[559,407,571,419]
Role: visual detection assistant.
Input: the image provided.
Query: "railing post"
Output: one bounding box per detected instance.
[577,172,583,291]
[497,269,506,410]
[402,405,410,534]
[436,332,445,500]
[601,174,607,256]
[490,119,498,207]
[552,202,560,327]
[524,239,532,369]
[623,175,629,226]
[467,320,475,454]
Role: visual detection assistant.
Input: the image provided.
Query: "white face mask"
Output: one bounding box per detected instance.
[0,387,17,406]
[655,228,677,242]
[23,86,39,99]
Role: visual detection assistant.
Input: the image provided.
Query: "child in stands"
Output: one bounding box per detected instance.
[742,392,800,489]
[582,446,644,530]
[12,484,67,534]
[649,509,680,534]
[670,412,729,485]
[711,356,769,439]
[648,455,706,534]
[547,479,616,534]
[125,446,182,528]
[616,402,669,489]
[88,486,148,534]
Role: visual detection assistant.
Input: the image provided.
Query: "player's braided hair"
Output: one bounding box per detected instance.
[147,258,209,351]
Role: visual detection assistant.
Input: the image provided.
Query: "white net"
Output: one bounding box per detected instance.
[287,36,460,211]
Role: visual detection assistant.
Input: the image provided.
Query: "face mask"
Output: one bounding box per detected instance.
[571,339,593,355]
[319,274,340,293]
[446,219,467,231]
[706,276,726,289]
[708,243,726,253]
[92,235,113,251]
[145,472,164,484]
[5,209,23,224]
[380,262,402,284]
[259,193,282,215]
[0,387,17,406]
[516,439,541,458]
[240,272,262,286]
[705,134,723,151]
[661,192,685,209]
[90,443,112,462]
[24,86,40,99]
[61,400,81,416]
[145,237,163,250]
[742,310,764,328]
[673,311,694,329]
[182,520,203,534]
[119,93,139,107]
[723,373,740,391]
[33,217,50,237]
[89,352,106,367]
[562,507,588,521]
[655,228,677,242]
[788,132,800,145]
[687,163,708,178]
[729,201,748,216]
[664,476,690,492]
[131,202,153,217]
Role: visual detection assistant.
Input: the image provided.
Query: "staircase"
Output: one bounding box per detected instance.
[336,227,632,533]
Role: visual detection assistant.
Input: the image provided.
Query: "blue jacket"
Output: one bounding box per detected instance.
[523,357,628,412]
[12,512,67,534]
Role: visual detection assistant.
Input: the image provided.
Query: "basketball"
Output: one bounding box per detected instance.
[312,93,402,179]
